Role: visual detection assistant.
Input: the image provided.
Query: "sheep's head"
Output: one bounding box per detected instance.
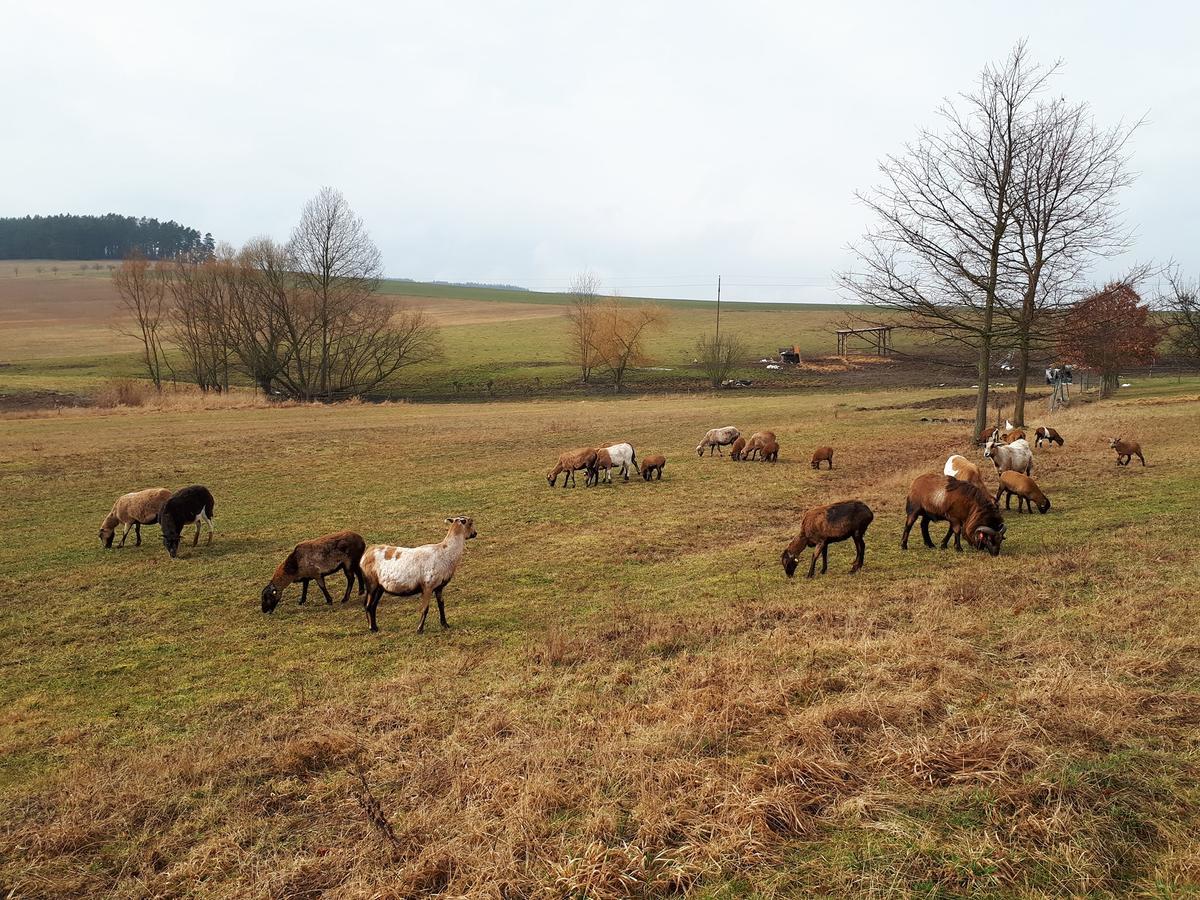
[1109,437,1120,449]
[160,516,182,558]
[696,444,705,456]
[261,583,281,613]
[446,516,477,539]
[983,439,997,459]
[1037,497,1051,514]
[972,523,1006,556]
[781,549,800,578]
[99,516,117,548]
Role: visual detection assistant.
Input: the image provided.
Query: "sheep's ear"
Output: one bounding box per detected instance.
[445,517,454,524]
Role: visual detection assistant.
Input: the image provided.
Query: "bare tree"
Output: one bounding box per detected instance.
[840,43,1054,438]
[695,331,746,387]
[112,250,171,389]
[564,271,601,383]
[166,253,235,392]
[1161,269,1200,364]
[588,300,666,392]
[1005,98,1136,423]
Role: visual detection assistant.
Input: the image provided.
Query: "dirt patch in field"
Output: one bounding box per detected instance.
[0,389,92,412]
[391,295,564,327]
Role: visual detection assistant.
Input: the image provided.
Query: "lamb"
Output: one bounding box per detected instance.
[1004,429,1027,444]
[729,436,747,461]
[810,446,834,470]
[901,473,1006,555]
[640,454,666,480]
[983,436,1033,477]
[994,471,1051,514]
[159,485,215,558]
[943,454,986,492]
[98,487,171,548]
[758,439,780,463]
[360,516,477,632]
[741,431,777,461]
[1110,437,1146,466]
[781,500,874,578]
[261,530,367,613]
[1034,426,1064,448]
[547,447,597,487]
[697,426,740,456]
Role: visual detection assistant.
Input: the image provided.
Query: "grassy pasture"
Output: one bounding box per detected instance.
[2,379,1200,896]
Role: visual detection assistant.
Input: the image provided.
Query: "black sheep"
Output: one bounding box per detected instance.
[160,485,216,558]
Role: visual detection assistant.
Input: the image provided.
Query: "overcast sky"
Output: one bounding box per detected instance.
[4,1,1197,301]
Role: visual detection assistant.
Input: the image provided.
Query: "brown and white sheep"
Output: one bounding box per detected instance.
[994,471,1051,514]
[781,500,874,578]
[361,517,477,632]
[943,454,986,492]
[729,436,747,461]
[1109,437,1146,466]
[547,447,598,487]
[983,435,1034,477]
[1034,426,1064,448]
[697,426,741,456]
[98,487,172,548]
[261,531,367,612]
[741,431,777,461]
[160,485,215,558]
[901,473,1006,555]
[640,455,666,480]
[810,446,834,470]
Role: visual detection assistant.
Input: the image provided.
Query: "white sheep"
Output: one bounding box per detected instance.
[360,517,477,632]
[983,436,1033,477]
[697,426,741,456]
[589,442,639,483]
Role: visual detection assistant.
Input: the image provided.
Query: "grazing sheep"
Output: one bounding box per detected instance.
[547,447,598,487]
[994,471,1051,514]
[587,442,639,484]
[741,431,777,461]
[98,487,171,548]
[1109,437,1146,466]
[759,439,780,463]
[159,485,215,558]
[811,446,834,470]
[901,473,1006,555]
[781,500,874,578]
[1034,426,1064,448]
[361,517,477,633]
[261,531,367,613]
[943,454,986,492]
[984,436,1034,477]
[697,426,740,456]
[729,436,747,461]
[640,455,666,481]
[1004,429,1027,444]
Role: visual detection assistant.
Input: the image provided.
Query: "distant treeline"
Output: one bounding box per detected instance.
[0,214,214,261]
[392,277,527,292]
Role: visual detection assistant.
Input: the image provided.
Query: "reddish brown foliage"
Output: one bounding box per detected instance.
[1058,281,1162,395]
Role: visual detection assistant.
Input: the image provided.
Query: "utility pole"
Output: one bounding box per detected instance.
[715,275,722,344]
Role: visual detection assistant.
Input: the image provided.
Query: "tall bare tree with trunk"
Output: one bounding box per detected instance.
[1162,269,1200,364]
[840,43,1054,439]
[1005,99,1136,423]
[588,300,666,393]
[564,271,601,383]
[112,250,171,390]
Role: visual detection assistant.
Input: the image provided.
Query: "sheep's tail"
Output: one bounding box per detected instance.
[205,496,215,519]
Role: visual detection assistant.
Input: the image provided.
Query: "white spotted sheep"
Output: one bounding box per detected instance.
[99,487,172,548]
[261,531,367,613]
[360,516,477,633]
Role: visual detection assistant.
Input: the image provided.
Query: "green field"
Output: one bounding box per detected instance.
[3,375,1200,896]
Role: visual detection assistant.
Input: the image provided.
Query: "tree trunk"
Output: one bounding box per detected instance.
[1102,370,1118,397]
[1013,335,1031,425]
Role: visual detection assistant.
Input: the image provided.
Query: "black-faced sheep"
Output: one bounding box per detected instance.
[361,516,477,633]
[994,471,1051,514]
[547,447,598,487]
[811,446,834,470]
[640,455,666,480]
[781,500,873,578]
[1110,437,1146,466]
[901,473,1006,555]
[697,426,740,456]
[261,531,367,613]
[99,487,171,548]
[159,485,215,558]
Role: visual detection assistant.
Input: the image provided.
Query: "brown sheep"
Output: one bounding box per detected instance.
[759,439,780,463]
[729,436,747,461]
[547,447,598,487]
[99,487,171,548]
[901,473,1006,555]
[640,455,666,480]
[1004,429,1026,444]
[943,454,986,492]
[994,471,1051,514]
[261,531,367,612]
[781,500,873,578]
[810,446,834,470]
[741,430,777,461]
[1034,426,1064,448]
[1110,437,1145,466]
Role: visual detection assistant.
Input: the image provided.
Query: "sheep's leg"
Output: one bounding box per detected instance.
[939,524,953,550]
[435,586,449,628]
[953,527,963,552]
[416,586,433,634]
[118,522,133,548]
[316,574,334,604]
[1138,452,1146,466]
[819,542,829,574]
[192,520,201,547]
[340,566,354,603]
[806,543,824,578]
[920,516,935,549]
[901,513,917,550]
[299,580,310,605]
[366,587,382,632]
[850,532,865,573]
[1004,492,1012,509]
[135,523,142,546]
